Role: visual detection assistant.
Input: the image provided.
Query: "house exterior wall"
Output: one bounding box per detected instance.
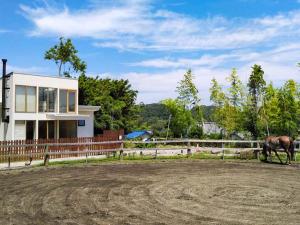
[77,111,94,137]
[0,74,13,141]
[0,72,97,141]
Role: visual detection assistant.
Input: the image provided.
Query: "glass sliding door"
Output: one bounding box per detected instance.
[38,121,56,139]
[59,121,77,138]
[48,121,55,139]
[26,121,35,140]
[38,121,47,139]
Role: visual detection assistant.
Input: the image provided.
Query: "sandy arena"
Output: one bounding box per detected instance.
[0,160,299,225]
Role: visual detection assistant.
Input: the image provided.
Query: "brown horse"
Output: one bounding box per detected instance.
[262,136,294,165]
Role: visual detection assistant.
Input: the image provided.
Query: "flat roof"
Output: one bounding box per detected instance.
[0,72,78,81]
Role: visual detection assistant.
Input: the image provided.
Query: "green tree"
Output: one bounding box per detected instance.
[246,64,266,139]
[176,69,200,109]
[210,78,226,108]
[175,69,203,137]
[209,78,226,130]
[226,69,244,133]
[227,68,244,107]
[78,74,138,133]
[277,80,299,137]
[263,83,280,135]
[45,37,86,77]
[162,99,194,138]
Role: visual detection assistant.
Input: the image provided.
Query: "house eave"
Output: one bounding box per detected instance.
[78,105,100,112]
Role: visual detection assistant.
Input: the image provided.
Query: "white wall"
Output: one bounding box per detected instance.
[14,121,26,140]
[77,111,94,137]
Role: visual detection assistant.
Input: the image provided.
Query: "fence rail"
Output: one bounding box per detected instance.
[0,137,299,168]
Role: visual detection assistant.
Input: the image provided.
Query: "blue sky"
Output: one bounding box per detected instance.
[1,0,300,104]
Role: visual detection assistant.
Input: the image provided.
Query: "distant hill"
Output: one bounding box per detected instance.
[139,103,170,121]
[201,105,216,122]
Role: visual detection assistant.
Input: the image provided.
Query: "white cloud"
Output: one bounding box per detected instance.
[119,42,300,104]
[18,0,300,104]
[130,42,300,69]
[121,62,300,104]
[20,1,300,51]
[129,54,238,69]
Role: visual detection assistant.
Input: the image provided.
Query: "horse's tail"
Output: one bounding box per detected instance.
[289,138,295,161]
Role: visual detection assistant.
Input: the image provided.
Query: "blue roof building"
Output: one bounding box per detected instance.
[125,130,153,140]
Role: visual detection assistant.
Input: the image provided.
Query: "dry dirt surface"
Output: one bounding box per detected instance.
[0,161,300,225]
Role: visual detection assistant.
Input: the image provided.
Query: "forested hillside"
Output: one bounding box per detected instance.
[134,103,215,137]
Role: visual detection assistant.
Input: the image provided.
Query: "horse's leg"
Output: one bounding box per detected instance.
[274,150,283,164]
[285,149,291,165]
[269,149,272,162]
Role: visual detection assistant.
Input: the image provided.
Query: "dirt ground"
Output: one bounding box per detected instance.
[0,160,300,225]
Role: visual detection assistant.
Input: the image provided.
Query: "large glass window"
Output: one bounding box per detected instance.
[59,90,76,113]
[15,86,26,112]
[27,87,36,112]
[68,91,76,112]
[59,90,67,113]
[15,85,36,112]
[39,87,57,112]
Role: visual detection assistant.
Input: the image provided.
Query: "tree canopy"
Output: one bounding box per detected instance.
[162,69,203,138]
[78,74,138,133]
[45,37,86,77]
[209,65,300,139]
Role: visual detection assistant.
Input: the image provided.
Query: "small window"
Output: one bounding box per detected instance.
[78,120,85,126]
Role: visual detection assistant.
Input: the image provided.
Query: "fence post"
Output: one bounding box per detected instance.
[154,149,158,159]
[296,142,300,161]
[85,151,88,164]
[222,149,225,160]
[43,144,49,166]
[187,141,191,157]
[257,142,261,160]
[119,142,124,160]
[8,145,11,169]
[140,151,143,159]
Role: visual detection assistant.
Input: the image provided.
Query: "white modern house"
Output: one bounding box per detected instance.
[0,62,99,141]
